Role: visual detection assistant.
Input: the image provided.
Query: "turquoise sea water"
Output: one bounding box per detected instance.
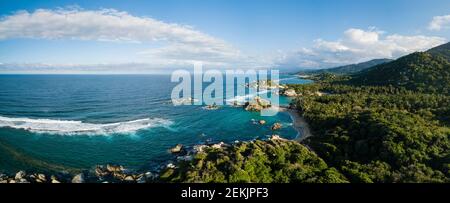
[0,74,311,173]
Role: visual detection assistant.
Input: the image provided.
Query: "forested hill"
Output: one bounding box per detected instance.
[301,58,392,75]
[427,42,450,62]
[348,51,450,95]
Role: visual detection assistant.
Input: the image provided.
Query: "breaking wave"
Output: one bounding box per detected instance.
[225,90,272,103]
[0,116,173,135]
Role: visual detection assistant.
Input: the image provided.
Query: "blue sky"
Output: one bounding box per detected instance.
[0,0,449,73]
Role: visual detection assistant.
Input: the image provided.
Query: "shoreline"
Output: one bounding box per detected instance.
[279,107,313,142]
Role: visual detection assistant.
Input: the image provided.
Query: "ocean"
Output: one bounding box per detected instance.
[0,74,311,173]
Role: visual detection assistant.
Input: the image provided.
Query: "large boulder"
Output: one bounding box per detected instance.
[271,123,283,130]
[71,173,85,183]
[170,144,184,153]
[15,171,26,180]
[106,164,124,173]
[95,165,110,177]
[50,175,61,183]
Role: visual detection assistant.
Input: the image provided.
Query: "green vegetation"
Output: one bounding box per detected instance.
[161,42,450,183]
[427,42,450,62]
[160,139,348,183]
[289,43,450,182]
[292,84,450,183]
[349,52,450,95]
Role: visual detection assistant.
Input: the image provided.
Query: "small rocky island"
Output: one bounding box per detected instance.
[243,96,271,111]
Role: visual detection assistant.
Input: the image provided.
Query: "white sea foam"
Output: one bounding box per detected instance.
[225,89,271,104]
[0,116,173,135]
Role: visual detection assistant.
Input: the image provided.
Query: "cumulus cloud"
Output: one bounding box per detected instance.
[0,8,242,66]
[276,28,447,68]
[429,14,450,31]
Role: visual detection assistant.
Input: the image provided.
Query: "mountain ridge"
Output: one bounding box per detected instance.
[299,58,393,75]
[347,42,450,95]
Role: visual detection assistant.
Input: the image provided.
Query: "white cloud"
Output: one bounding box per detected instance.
[0,8,242,66]
[0,62,180,74]
[429,14,450,31]
[277,28,447,68]
[344,28,380,45]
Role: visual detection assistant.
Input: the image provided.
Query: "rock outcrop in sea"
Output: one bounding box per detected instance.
[244,96,271,112]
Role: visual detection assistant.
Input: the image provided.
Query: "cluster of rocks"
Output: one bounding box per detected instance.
[244,96,271,112]
[0,170,69,183]
[169,141,230,162]
[0,164,160,184]
[94,164,158,183]
[247,80,285,90]
[250,119,282,130]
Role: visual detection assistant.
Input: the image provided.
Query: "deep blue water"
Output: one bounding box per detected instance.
[0,74,311,173]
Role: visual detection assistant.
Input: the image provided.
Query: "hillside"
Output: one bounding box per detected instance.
[348,52,450,95]
[161,42,450,184]
[302,59,392,75]
[427,42,450,62]
[160,138,348,183]
[290,84,450,183]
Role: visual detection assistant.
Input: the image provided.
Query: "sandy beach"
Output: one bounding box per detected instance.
[279,107,313,142]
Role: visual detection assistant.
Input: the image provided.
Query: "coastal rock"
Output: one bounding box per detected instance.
[17,178,30,183]
[15,171,26,180]
[124,176,135,182]
[271,123,283,130]
[166,163,176,169]
[249,80,283,90]
[71,173,85,183]
[177,155,193,161]
[136,176,146,183]
[50,175,60,183]
[270,135,287,141]
[144,172,158,181]
[95,165,109,177]
[244,96,271,112]
[0,174,7,182]
[35,178,45,183]
[106,164,124,173]
[37,174,47,182]
[211,142,227,149]
[113,172,127,180]
[193,145,207,153]
[202,104,219,110]
[282,89,298,97]
[51,179,61,183]
[170,144,184,153]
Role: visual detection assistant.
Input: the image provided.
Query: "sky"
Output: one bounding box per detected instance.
[0,0,449,73]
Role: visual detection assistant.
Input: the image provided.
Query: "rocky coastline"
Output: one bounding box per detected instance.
[0,79,312,184]
[0,132,304,183]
